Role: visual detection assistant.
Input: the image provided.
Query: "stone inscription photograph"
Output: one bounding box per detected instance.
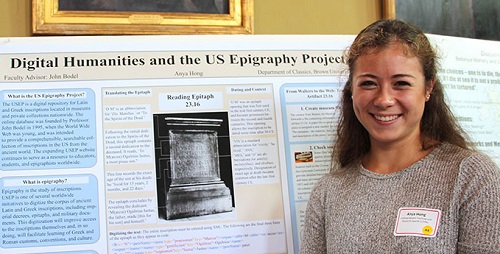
[153,112,234,221]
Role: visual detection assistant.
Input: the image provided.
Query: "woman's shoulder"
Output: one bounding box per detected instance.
[308,169,356,202]
[313,165,359,189]
[433,142,472,157]
[432,143,495,166]
[435,143,500,181]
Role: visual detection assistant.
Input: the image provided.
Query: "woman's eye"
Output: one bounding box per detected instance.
[360,81,376,87]
[394,81,411,87]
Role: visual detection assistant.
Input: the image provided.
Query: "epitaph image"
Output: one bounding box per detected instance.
[153,112,233,220]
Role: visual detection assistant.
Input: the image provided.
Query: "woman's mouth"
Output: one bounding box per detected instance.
[373,114,400,122]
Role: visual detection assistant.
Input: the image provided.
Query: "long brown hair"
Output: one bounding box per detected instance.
[334,19,471,169]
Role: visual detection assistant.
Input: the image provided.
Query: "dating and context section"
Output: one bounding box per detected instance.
[1,89,97,170]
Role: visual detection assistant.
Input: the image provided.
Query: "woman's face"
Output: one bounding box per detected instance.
[351,42,432,148]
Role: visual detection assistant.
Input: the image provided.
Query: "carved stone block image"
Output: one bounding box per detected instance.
[153,112,233,220]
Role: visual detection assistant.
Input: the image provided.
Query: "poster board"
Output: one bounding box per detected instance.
[0,34,499,254]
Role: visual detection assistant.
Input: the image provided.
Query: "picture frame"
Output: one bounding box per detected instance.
[380,0,499,40]
[382,0,396,19]
[32,0,253,35]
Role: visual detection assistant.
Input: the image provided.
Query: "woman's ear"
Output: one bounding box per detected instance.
[425,79,435,101]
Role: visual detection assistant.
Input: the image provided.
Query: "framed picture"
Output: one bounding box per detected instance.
[381,0,499,41]
[32,0,253,35]
[381,0,396,19]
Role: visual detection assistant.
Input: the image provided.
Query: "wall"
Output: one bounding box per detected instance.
[0,0,31,37]
[0,0,381,37]
[254,0,381,34]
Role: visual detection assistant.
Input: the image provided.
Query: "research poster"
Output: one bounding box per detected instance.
[1,34,499,254]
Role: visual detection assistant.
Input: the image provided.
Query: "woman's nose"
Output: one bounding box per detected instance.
[373,88,395,108]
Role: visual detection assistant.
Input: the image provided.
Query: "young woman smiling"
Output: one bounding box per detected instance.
[300,19,500,253]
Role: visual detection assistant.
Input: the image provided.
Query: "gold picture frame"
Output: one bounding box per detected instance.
[382,0,396,19]
[32,0,254,35]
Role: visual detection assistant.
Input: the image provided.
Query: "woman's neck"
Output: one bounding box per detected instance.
[362,139,433,174]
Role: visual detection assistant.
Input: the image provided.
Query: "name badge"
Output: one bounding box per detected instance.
[394,207,441,237]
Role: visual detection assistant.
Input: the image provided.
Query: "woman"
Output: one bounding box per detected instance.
[300,19,500,253]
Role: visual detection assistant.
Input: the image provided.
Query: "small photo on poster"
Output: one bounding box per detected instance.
[294,151,314,163]
[153,111,234,221]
